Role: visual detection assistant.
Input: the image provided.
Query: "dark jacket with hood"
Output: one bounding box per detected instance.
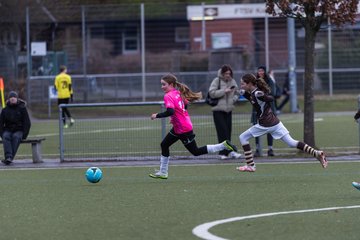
[252,66,277,124]
[0,99,31,139]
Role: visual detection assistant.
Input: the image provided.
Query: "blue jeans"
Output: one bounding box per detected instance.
[2,131,23,160]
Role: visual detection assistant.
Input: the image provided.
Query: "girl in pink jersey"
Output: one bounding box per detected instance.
[149,74,238,179]
[236,73,327,172]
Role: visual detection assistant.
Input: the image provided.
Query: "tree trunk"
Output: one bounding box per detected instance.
[303,23,317,147]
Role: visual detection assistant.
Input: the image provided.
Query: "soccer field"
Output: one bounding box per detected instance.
[1,161,360,240]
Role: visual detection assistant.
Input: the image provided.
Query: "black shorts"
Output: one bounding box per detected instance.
[170,129,196,145]
[58,98,70,105]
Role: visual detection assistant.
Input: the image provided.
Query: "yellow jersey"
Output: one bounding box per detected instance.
[54,73,72,99]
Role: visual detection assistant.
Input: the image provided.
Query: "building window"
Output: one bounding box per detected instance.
[175,27,189,43]
[122,28,139,54]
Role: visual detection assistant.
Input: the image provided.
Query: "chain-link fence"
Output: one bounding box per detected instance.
[0,2,358,103]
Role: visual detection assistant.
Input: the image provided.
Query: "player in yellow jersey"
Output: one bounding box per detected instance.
[54,65,74,128]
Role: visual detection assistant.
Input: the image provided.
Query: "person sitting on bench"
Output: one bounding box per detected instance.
[0,91,31,165]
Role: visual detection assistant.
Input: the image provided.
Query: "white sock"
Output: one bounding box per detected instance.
[160,155,169,173]
[207,143,226,153]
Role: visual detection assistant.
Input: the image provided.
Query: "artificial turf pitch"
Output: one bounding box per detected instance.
[1,161,360,240]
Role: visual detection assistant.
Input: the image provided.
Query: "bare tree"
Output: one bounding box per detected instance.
[266,0,358,147]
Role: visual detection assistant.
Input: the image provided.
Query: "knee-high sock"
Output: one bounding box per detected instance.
[160,155,169,173]
[207,143,226,153]
[297,142,320,157]
[243,144,255,166]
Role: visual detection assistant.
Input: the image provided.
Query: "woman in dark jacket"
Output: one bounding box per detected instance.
[252,66,277,157]
[0,91,31,165]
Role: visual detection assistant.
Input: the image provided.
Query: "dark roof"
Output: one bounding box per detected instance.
[0,0,267,23]
[25,2,189,23]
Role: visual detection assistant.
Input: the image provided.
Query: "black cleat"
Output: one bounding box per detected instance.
[2,158,13,165]
[223,140,238,152]
[268,149,275,157]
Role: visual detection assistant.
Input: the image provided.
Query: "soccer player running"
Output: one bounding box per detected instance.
[149,73,238,179]
[54,65,74,128]
[236,73,328,172]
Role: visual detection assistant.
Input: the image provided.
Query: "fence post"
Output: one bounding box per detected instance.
[258,136,263,157]
[59,104,64,162]
[160,103,166,139]
[26,7,31,106]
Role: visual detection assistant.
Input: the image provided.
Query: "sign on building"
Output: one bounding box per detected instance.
[211,32,232,49]
[31,42,47,56]
[187,3,271,20]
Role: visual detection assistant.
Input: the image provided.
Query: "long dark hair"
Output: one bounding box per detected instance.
[161,74,202,102]
[241,73,270,94]
[220,64,233,78]
[256,65,270,83]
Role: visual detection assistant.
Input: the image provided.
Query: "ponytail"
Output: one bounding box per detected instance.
[162,73,202,102]
[256,78,270,94]
[175,82,202,103]
[241,73,270,94]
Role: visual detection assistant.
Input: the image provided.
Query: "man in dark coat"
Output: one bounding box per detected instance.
[253,66,277,157]
[0,91,31,165]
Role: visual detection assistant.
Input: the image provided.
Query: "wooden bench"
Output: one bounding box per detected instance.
[0,137,45,163]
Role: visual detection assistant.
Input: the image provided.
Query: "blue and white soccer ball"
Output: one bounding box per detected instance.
[85,167,103,183]
[352,181,360,190]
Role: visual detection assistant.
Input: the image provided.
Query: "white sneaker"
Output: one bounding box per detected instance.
[69,118,75,126]
[149,170,168,179]
[236,165,256,172]
[316,151,328,168]
[220,155,229,160]
[229,151,242,159]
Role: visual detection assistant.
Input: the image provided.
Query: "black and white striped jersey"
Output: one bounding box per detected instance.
[243,88,280,127]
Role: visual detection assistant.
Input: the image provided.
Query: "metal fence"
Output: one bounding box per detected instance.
[29,69,360,108]
[18,2,360,105]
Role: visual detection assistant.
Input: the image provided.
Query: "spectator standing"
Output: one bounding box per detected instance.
[54,65,74,128]
[268,69,281,109]
[276,72,290,114]
[276,72,300,114]
[0,91,31,165]
[208,64,241,159]
[253,66,277,157]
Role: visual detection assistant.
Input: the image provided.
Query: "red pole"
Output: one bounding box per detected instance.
[0,77,5,108]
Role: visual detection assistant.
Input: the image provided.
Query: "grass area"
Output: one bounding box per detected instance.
[1,162,360,240]
[1,94,360,239]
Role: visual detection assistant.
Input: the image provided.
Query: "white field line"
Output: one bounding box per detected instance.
[192,205,360,240]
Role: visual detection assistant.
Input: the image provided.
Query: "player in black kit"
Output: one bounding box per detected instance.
[236,73,328,172]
